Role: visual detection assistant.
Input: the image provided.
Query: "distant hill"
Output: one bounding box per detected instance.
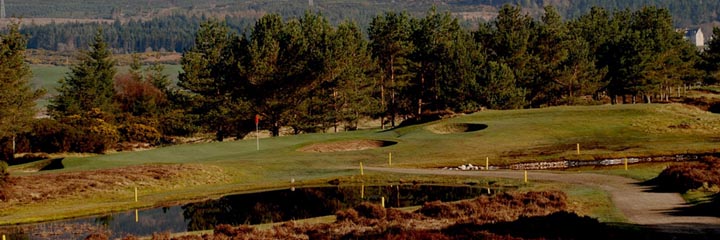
[2,0,720,26]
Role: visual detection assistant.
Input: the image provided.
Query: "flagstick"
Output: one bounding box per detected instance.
[256,119,260,151]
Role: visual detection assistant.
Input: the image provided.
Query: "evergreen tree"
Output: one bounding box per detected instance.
[325,21,381,132]
[602,7,693,103]
[177,20,251,141]
[477,4,535,109]
[409,7,480,114]
[368,12,413,128]
[246,14,285,136]
[481,61,526,109]
[49,28,117,117]
[0,23,44,161]
[701,27,720,84]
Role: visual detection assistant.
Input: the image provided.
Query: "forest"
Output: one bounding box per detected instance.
[1,4,720,163]
[8,0,720,53]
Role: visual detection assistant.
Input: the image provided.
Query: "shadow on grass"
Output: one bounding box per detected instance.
[39,158,64,171]
[639,173,720,219]
[668,193,720,218]
[443,211,720,240]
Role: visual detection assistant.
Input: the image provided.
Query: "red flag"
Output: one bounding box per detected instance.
[255,114,260,125]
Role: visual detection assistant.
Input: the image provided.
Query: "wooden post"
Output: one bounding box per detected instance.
[624,158,628,171]
[524,170,528,183]
[576,143,580,155]
[135,187,138,202]
[486,157,489,170]
[360,162,364,176]
[135,209,139,223]
[381,197,385,208]
[389,152,392,166]
[361,184,365,199]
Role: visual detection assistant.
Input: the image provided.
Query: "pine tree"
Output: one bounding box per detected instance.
[368,12,413,128]
[326,21,381,132]
[0,22,44,161]
[177,20,251,141]
[701,27,720,84]
[49,28,117,117]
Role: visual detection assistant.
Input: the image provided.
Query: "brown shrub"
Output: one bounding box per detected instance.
[170,235,203,240]
[84,232,109,240]
[151,231,171,240]
[353,202,387,219]
[383,231,452,240]
[386,207,417,221]
[214,224,254,237]
[336,208,360,222]
[418,200,458,218]
[653,156,720,192]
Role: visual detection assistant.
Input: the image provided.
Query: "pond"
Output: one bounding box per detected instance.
[0,184,506,239]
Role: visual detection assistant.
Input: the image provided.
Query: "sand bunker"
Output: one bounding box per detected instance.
[299,140,397,153]
[427,123,488,134]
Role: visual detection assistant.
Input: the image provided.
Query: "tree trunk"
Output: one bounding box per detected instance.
[419,72,425,115]
[380,75,385,130]
[216,127,224,142]
[390,57,396,128]
[271,122,280,137]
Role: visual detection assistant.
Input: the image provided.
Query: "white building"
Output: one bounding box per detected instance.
[684,28,705,47]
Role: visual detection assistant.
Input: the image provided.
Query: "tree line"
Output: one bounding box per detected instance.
[14,0,720,54]
[1,5,719,162]
[21,15,254,53]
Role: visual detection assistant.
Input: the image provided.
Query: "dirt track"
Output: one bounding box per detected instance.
[364,167,720,234]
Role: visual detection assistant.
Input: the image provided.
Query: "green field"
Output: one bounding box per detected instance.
[4,103,719,224]
[29,64,183,108]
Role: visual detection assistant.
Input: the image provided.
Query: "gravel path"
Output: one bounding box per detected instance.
[364,167,720,234]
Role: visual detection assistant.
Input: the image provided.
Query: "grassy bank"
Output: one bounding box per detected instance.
[3,103,720,225]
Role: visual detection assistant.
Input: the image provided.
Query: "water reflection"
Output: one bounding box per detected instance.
[0,184,504,239]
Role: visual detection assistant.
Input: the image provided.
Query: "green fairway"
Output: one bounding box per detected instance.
[4,103,720,224]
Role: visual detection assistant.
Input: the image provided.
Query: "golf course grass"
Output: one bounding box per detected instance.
[3,103,720,225]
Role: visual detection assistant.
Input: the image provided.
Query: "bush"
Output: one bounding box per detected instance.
[0,160,11,201]
[158,110,199,136]
[0,160,7,180]
[119,123,162,144]
[22,116,121,154]
[651,156,720,192]
[24,118,76,153]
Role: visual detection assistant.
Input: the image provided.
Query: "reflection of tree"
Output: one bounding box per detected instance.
[181,185,490,231]
[94,215,114,227]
